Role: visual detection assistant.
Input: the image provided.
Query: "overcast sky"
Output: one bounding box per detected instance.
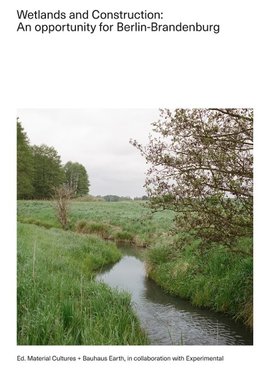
[17,109,160,197]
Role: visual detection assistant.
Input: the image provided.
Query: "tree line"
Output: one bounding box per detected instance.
[17,118,90,199]
[101,195,148,202]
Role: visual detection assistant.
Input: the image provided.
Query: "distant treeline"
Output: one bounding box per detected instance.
[98,195,148,202]
[75,195,148,202]
[17,118,90,199]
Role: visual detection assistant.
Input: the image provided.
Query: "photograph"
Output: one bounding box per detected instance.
[17,108,253,346]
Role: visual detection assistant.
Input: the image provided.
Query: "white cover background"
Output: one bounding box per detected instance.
[1,0,262,372]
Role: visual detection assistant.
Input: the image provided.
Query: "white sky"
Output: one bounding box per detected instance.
[17,109,160,197]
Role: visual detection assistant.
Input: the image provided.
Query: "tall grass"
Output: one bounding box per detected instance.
[147,236,253,328]
[17,223,148,345]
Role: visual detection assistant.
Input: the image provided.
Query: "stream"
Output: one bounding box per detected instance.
[96,243,253,345]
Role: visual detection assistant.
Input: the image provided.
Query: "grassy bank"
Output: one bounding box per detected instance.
[17,200,253,329]
[147,235,253,328]
[17,223,148,345]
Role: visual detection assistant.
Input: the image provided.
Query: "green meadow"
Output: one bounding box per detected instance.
[17,199,253,343]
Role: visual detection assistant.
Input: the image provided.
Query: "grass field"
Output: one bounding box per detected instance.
[17,200,174,246]
[17,199,253,335]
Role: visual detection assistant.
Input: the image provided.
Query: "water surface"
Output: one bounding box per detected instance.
[96,244,253,345]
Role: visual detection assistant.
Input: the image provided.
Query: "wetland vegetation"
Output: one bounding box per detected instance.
[17,109,253,344]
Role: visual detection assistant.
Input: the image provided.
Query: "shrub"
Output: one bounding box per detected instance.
[75,220,110,238]
[113,231,134,242]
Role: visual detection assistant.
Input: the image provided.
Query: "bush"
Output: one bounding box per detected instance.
[113,231,134,242]
[75,220,111,238]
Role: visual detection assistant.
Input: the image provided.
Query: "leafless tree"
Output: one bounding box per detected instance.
[53,185,74,229]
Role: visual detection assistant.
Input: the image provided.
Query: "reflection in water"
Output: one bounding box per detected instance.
[96,245,253,345]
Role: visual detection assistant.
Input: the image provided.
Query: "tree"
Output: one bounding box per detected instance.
[53,185,73,229]
[32,144,64,198]
[131,108,253,254]
[17,118,34,199]
[64,161,90,197]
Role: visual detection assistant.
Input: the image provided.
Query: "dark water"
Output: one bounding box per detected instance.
[96,244,253,345]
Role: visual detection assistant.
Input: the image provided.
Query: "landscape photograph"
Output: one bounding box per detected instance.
[17,108,253,345]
